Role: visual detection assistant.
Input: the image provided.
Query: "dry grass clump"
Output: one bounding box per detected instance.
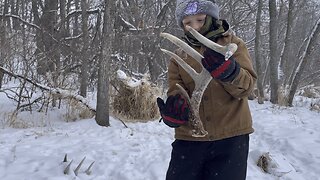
[310,100,320,112]
[257,152,294,177]
[299,86,320,98]
[6,112,31,128]
[299,86,320,112]
[64,98,95,122]
[111,75,161,122]
[278,87,290,106]
[257,152,271,173]
[4,111,47,129]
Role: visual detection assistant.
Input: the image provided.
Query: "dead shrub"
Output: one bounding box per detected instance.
[257,152,294,177]
[64,98,95,122]
[278,86,290,106]
[300,86,320,98]
[7,111,29,128]
[310,100,320,112]
[5,111,47,129]
[111,73,161,122]
[257,152,271,173]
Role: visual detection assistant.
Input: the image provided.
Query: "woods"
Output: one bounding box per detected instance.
[0,0,319,126]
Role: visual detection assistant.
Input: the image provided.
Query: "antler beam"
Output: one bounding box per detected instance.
[160,26,238,137]
[185,25,238,59]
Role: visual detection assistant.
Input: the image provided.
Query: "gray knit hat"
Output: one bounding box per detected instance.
[175,0,219,28]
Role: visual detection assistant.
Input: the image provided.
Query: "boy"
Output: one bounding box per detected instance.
[157,0,257,179]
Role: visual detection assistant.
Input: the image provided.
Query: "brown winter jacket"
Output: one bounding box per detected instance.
[167,30,257,141]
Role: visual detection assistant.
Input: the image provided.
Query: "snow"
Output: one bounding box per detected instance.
[1,91,320,180]
[117,70,143,88]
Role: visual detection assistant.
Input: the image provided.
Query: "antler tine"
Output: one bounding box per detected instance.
[64,160,73,175]
[63,154,68,162]
[85,161,95,175]
[160,33,203,63]
[74,156,86,176]
[161,46,212,110]
[160,48,203,104]
[160,48,199,79]
[186,25,238,60]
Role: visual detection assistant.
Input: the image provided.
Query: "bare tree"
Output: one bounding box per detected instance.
[279,0,295,85]
[35,0,59,76]
[95,0,116,126]
[287,18,320,106]
[268,0,279,104]
[79,0,89,97]
[0,0,10,89]
[1,0,320,124]
[254,0,265,104]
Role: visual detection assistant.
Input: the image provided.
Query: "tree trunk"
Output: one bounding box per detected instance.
[155,0,175,27]
[11,0,20,30]
[279,0,294,85]
[80,0,89,97]
[268,0,279,104]
[95,0,116,126]
[0,23,5,89]
[287,18,320,106]
[35,0,59,76]
[0,0,10,89]
[254,0,265,104]
[60,0,66,36]
[2,0,10,27]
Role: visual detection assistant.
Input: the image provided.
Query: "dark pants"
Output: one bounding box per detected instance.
[166,134,249,180]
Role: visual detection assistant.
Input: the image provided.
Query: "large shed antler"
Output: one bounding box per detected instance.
[160,26,237,137]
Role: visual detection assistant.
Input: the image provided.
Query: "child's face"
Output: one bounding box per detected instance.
[182,14,206,32]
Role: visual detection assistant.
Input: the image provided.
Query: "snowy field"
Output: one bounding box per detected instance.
[0,92,320,180]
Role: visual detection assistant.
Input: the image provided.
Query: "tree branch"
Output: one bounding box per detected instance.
[0,66,96,113]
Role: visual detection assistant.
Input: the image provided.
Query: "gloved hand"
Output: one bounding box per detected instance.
[156,94,189,128]
[202,48,240,82]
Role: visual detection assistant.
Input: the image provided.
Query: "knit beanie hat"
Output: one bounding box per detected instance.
[175,0,220,28]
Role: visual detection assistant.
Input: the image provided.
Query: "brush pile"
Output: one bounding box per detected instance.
[111,70,161,122]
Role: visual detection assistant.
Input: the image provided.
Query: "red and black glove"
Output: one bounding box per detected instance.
[202,48,240,82]
[156,94,189,128]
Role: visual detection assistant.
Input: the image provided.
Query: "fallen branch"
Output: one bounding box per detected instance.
[0,66,96,113]
[0,66,130,128]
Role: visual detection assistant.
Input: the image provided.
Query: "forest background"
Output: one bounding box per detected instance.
[0,0,319,126]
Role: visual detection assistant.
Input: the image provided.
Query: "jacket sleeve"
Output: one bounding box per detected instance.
[220,36,257,98]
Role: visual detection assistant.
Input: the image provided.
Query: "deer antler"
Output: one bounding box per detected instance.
[160,26,237,137]
[74,156,86,176]
[185,26,238,59]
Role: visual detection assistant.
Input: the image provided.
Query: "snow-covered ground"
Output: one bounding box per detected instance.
[0,91,320,180]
